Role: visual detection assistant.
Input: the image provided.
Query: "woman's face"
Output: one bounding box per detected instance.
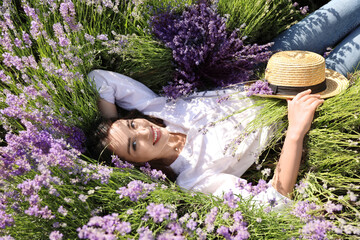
[107,118,171,163]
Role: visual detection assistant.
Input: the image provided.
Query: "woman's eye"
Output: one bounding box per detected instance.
[132,141,137,151]
[131,120,136,129]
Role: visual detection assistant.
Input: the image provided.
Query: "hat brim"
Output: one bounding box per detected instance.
[254,69,349,99]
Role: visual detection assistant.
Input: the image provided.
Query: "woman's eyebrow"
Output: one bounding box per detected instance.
[127,137,131,155]
[126,120,130,129]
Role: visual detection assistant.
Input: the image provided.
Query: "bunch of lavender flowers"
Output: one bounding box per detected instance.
[116,180,156,202]
[77,213,131,239]
[150,2,272,98]
[246,80,273,97]
[145,203,170,223]
[140,162,166,181]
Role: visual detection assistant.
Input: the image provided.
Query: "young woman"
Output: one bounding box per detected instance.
[89,0,359,208]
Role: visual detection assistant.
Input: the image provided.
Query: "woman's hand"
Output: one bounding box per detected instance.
[287,89,324,139]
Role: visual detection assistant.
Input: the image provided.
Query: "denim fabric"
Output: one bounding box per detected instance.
[271,0,360,75]
[326,25,360,75]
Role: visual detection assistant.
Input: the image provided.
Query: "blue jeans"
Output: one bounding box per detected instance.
[271,0,360,76]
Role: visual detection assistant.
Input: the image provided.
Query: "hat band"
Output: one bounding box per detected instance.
[268,80,327,95]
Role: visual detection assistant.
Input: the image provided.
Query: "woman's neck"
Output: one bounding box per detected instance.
[161,132,187,166]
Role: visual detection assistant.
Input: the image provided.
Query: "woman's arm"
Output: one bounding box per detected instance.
[272,89,324,198]
[88,70,159,112]
[98,98,118,118]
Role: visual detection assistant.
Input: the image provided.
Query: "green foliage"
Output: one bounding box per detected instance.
[99,35,174,93]
[217,0,304,44]
[4,159,307,239]
[245,73,360,230]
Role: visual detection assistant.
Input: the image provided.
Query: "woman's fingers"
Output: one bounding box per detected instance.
[310,98,324,109]
[292,89,311,101]
[304,95,322,105]
[301,94,321,103]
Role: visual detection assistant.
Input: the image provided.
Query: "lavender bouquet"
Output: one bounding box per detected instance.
[150,2,272,98]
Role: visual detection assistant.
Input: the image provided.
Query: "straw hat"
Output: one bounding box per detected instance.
[257,50,349,99]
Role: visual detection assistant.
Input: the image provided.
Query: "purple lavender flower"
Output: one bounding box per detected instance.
[300,219,334,239]
[0,31,13,52]
[96,34,108,41]
[0,210,14,229]
[59,1,80,31]
[0,236,15,240]
[28,194,41,206]
[151,2,272,98]
[324,201,342,219]
[21,55,38,70]
[223,190,239,208]
[157,231,185,240]
[246,80,273,97]
[137,226,154,240]
[78,194,88,202]
[23,5,39,21]
[0,70,11,84]
[300,6,309,15]
[14,38,23,48]
[291,201,320,221]
[87,164,113,184]
[196,228,207,240]
[84,33,95,45]
[347,191,358,202]
[22,32,32,47]
[2,52,24,71]
[295,180,308,195]
[222,212,230,220]
[140,162,166,180]
[268,198,278,208]
[17,171,52,196]
[251,179,269,195]
[57,206,68,216]
[204,207,218,232]
[53,23,65,38]
[179,213,189,225]
[167,222,184,235]
[323,47,333,58]
[30,20,43,40]
[3,13,14,30]
[116,180,156,202]
[58,36,70,47]
[186,219,198,231]
[217,226,231,239]
[77,213,131,239]
[233,226,250,240]
[49,231,63,240]
[233,211,244,222]
[112,155,134,169]
[146,203,170,223]
[24,205,55,219]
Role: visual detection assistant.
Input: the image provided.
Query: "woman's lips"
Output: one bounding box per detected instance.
[152,126,161,145]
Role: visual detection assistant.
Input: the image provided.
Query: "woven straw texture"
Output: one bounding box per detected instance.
[257,51,349,99]
[265,51,325,87]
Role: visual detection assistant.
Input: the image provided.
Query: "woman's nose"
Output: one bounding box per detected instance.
[136,126,150,139]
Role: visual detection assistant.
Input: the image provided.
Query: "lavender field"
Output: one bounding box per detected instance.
[0,0,359,239]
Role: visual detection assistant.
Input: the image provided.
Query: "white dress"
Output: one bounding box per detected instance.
[89,70,289,207]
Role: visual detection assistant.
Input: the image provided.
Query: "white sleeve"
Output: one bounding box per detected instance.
[88,69,158,110]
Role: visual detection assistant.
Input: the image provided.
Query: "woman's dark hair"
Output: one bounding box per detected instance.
[86,109,178,181]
